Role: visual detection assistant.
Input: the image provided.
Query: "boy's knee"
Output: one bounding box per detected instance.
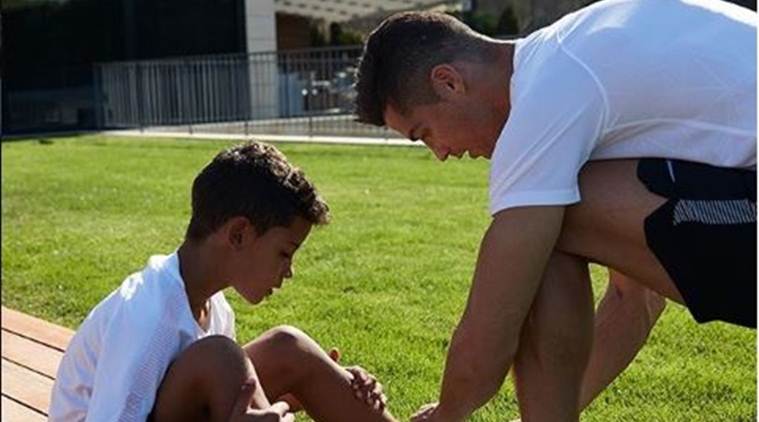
[265,325,314,353]
[153,336,251,421]
[182,335,253,384]
[257,325,324,379]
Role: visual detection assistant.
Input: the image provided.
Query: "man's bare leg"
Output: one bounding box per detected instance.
[512,159,678,421]
[512,250,594,422]
[510,269,665,422]
[579,270,665,410]
[243,325,396,422]
[557,159,683,303]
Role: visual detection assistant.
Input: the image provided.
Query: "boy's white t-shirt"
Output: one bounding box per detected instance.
[49,252,236,422]
[490,0,757,214]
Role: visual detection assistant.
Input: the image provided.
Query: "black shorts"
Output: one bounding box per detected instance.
[638,158,756,328]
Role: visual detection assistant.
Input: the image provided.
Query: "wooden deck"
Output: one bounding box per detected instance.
[1,306,74,421]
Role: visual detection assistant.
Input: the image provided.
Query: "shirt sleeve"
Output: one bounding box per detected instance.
[489,46,607,215]
[84,296,185,422]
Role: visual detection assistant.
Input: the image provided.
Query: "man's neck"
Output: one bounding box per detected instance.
[493,40,515,117]
[476,40,515,158]
[177,240,224,322]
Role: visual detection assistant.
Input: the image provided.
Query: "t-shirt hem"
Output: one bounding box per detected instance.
[490,189,580,215]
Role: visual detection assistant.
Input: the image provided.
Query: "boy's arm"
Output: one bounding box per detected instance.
[433,206,565,421]
[86,311,178,421]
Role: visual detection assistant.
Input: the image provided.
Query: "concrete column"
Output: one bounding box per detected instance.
[244,0,279,119]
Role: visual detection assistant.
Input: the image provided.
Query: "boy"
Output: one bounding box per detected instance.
[49,141,396,422]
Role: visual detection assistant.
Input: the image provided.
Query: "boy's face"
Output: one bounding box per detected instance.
[229,216,312,304]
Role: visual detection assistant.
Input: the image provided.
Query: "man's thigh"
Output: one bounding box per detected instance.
[556,158,756,327]
[557,159,680,300]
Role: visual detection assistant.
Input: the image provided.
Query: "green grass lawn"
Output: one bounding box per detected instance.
[2,135,755,421]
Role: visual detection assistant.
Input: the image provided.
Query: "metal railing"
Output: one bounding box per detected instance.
[95,46,397,138]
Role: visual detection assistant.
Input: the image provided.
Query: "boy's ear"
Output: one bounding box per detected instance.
[226,216,254,250]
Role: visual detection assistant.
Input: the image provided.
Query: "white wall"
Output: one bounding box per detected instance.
[244,0,279,119]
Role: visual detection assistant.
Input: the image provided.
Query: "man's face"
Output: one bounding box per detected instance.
[384,100,493,160]
[231,216,312,304]
[383,84,509,161]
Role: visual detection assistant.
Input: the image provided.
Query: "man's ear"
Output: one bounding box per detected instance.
[429,64,466,99]
[226,216,254,250]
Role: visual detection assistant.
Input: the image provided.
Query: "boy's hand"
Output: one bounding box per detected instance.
[231,379,294,422]
[275,347,342,413]
[273,347,388,414]
[347,365,387,412]
[329,347,387,412]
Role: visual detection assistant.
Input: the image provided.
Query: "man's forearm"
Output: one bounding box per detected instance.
[431,207,565,421]
[579,271,666,410]
[436,320,517,421]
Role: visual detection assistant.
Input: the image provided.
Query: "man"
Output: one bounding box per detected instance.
[354,0,756,420]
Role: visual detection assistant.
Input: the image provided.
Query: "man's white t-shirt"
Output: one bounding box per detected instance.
[490,0,757,214]
[49,252,236,422]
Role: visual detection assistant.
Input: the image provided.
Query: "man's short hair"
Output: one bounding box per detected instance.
[186,141,330,240]
[354,11,493,127]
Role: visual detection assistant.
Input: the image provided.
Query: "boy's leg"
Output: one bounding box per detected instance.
[242,325,397,422]
[512,250,594,422]
[150,335,271,422]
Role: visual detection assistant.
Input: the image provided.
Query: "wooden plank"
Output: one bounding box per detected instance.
[1,330,63,379]
[1,395,46,422]
[1,359,53,415]
[1,307,73,352]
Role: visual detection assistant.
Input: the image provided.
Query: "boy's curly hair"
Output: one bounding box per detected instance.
[186,141,330,240]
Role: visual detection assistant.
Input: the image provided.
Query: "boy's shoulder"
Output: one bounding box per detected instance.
[85,252,186,329]
[118,253,180,299]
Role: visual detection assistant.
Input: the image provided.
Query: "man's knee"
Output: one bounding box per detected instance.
[609,271,667,325]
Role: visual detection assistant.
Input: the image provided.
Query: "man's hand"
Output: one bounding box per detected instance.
[231,379,294,422]
[410,403,439,421]
[410,402,462,422]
